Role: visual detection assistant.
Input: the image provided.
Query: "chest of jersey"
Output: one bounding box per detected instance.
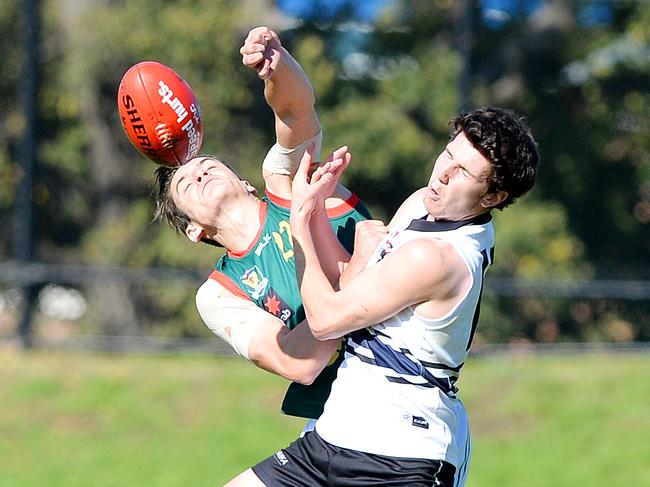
[215,195,370,330]
[215,200,304,328]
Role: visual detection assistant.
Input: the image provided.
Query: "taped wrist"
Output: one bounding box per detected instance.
[262,131,323,175]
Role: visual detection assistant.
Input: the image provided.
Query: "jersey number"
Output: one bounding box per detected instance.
[272,220,294,262]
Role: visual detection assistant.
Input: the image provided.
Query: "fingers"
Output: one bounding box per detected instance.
[313,155,346,181]
[240,27,281,74]
[356,220,389,238]
[325,145,349,163]
[257,58,273,79]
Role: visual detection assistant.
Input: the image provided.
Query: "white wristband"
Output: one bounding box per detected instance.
[262,131,323,175]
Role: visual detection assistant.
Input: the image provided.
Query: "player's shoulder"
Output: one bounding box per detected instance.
[195,277,242,308]
[195,279,222,309]
[391,238,465,284]
[398,236,457,261]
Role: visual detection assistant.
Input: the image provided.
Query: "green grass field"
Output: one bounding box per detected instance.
[1,349,648,486]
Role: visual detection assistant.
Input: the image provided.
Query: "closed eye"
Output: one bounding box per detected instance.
[174,174,186,196]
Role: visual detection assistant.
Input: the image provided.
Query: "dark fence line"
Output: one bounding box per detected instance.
[2,260,649,353]
[487,277,650,300]
[1,335,649,357]
[0,260,203,286]
[3,260,650,300]
[471,340,650,356]
[0,335,236,356]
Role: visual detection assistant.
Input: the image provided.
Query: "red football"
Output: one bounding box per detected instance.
[117,61,203,167]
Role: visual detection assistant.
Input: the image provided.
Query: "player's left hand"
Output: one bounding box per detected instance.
[240,26,283,80]
[291,144,351,223]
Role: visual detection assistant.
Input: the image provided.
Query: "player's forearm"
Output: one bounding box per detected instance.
[274,323,340,384]
[291,219,344,340]
[249,322,336,385]
[309,206,351,287]
[264,47,315,120]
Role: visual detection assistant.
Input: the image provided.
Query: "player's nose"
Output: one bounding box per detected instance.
[193,164,210,181]
[438,167,450,184]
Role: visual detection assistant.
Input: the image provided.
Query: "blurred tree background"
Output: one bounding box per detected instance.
[1,0,648,346]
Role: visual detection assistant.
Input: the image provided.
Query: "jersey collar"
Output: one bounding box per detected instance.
[406,212,492,233]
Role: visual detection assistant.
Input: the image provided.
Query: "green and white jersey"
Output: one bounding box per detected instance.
[207,191,371,419]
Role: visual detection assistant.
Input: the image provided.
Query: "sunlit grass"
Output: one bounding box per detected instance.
[0,349,648,486]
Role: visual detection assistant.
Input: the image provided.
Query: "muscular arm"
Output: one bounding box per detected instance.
[263,46,320,150]
[241,27,320,199]
[292,227,470,340]
[196,279,339,384]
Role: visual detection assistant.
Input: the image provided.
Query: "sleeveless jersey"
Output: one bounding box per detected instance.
[315,212,494,466]
[209,191,371,419]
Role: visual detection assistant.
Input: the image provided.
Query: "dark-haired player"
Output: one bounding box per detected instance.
[229,106,539,486]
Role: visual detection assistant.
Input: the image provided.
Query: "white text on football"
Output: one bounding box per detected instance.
[182,115,200,160]
[157,80,189,124]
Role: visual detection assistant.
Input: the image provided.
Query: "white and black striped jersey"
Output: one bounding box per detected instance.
[315,211,494,468]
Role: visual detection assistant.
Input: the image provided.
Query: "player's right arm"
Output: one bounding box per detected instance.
[240,27,354,207]
[195,279,339,384]
[240,26,321,198]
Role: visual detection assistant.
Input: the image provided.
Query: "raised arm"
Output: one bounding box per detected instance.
[290,146,354,285]
[241,26,321,197]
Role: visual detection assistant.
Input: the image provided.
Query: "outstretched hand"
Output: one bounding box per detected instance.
[240,26,282,80]
[291,145,352,224]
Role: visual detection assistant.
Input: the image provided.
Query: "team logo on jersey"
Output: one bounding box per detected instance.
[400,411,429,429]
[254,234,272,256]
[241,266,269,299]
[274,450,289,466]
[412,415,430,429]
[263,291,292,323]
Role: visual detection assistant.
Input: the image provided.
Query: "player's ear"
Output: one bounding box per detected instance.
[480,190,508,209]
[185,223,205,243]
[242,180,258,196]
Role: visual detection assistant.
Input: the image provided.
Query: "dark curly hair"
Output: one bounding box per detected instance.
[451,106,539,209]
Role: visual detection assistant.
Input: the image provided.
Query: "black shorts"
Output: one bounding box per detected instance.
[252,430,456,486]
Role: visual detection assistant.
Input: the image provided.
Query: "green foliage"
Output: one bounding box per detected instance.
[322,98,435,218]
[379,46,461,131]
[492,200,591,279]
[0,1,22,256]
[1,0,648,342]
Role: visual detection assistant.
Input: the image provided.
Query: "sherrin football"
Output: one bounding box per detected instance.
[117,61,203,167]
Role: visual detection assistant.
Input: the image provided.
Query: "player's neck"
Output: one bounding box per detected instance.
[213,196,263,252]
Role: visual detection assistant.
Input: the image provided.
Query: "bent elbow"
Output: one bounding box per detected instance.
[308,318,340,341]
[284,365,319,385]
[311,327,332,341]
[290,370,318,386]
